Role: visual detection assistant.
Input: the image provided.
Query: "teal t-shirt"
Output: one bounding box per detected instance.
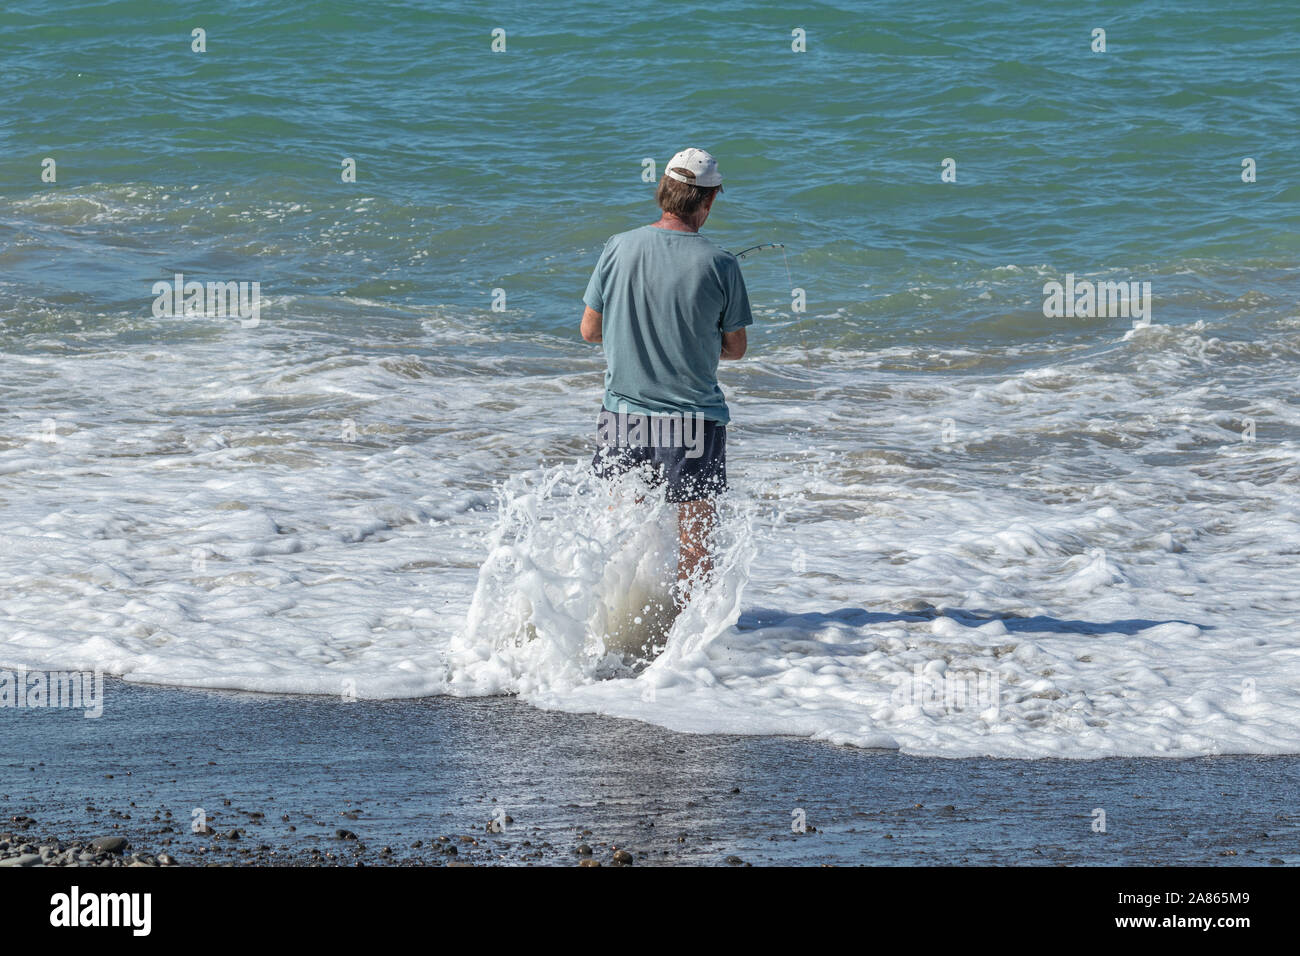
[583,225,753,424]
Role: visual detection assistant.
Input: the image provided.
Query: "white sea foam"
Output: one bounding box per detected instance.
[2,304,1299,757]
[448,461,754,694]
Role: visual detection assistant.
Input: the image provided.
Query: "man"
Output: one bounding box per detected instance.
[580,147,753,603]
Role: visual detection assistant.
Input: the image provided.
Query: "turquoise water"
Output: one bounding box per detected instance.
[3,1,1300,758]
[3,0,1296,344]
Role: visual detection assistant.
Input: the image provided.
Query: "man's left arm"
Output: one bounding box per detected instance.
[581,240,610,344]
[581,306,602,343]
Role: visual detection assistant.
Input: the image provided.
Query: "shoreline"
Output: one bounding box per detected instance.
[3,678,1298,866]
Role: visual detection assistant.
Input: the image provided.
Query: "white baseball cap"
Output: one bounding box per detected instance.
[665,147,723,187]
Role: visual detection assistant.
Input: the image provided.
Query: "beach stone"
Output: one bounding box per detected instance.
[92,836,129,855]
[576,844,593,856]
[578,858,601,867]
[335,829,358,841]
[0,854,42,867]
[612,849,633,865]
[725,855,744,865]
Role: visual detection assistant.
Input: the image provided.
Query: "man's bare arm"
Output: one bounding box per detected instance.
[721,327,747,360]
[581,306,602,343]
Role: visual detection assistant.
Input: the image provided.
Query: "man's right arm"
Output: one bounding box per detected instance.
[719,255,752,360]
[720,327,747,359]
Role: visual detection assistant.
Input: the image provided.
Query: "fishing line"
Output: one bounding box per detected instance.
[733,242,794,291]
[731,241,809,357]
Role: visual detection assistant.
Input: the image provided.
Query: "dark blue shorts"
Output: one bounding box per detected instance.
[591,408,727,502]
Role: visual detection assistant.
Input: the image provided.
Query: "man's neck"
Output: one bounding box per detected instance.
[652,213,698,233]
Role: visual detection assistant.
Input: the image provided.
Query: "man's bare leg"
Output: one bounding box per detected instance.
[677,499,716,603]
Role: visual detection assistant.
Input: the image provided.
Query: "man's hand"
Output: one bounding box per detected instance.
[581,306,603,343]
[721,327,747,360]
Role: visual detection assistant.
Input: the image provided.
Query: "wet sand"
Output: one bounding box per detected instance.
[3,678,1297,866]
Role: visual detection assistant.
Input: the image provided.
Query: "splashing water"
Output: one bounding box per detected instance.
[448,462,756,698]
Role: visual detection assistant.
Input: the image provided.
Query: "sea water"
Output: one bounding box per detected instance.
[2,1,1299,757]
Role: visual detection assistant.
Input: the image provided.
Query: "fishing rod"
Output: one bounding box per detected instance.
[732,242,785,260]
[731,241,794,290]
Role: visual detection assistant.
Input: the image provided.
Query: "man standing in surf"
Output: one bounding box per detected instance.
[580,147,753,605]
